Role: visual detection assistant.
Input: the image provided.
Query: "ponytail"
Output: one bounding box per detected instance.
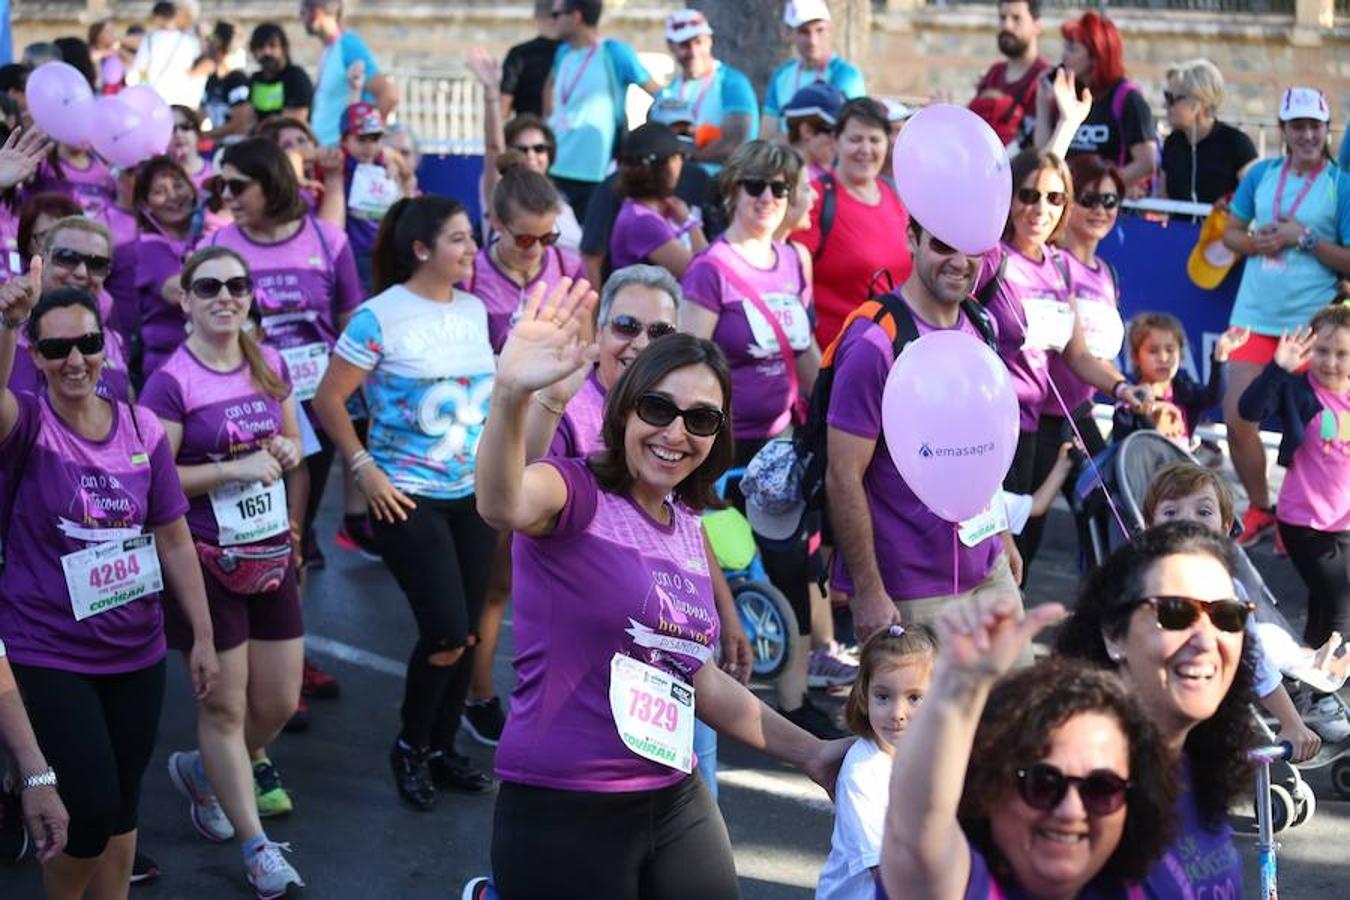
[371,195,467,294]
[491,153,562,227]
[371,197,415,294]
[239,328,290,401]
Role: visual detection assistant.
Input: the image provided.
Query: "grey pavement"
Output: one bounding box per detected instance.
[1,478,1346,898]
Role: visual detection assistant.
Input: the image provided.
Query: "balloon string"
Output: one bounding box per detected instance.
[952,524,959,597]
[1046,377,1132,541]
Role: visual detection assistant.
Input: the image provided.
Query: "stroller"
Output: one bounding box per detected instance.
[1071,429,1350,828]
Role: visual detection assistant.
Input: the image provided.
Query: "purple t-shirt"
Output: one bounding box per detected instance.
[0,204,21,283]
[548,368,607,459]
[1143,766,1242,899]
[827,307,1002,601]
[682,239,812,440]
[0,393,187,674]
[877,838,1142,899]
[496,456,719,792]
[208,217,364,353]
[609,200,680,269]
[977,244,1073,431]
[99,205,142,346]
[9,299,133,404]
[136,232,196,377]
[469,243,585,353]
[27,155,116,220]
[139,343,293,545]
[1047,253,1121,419]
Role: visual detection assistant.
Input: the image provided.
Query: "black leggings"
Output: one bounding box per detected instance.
[372,493,498,750]
[491,775,738,900]
[304,422,337,535]
[11,661,165,858]
[732,438,813,636]
[1278,522,1350,647]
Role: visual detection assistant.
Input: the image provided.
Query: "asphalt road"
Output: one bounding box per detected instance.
[1,476,1346,899]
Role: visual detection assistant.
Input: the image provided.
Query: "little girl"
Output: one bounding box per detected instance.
[1240,304,1350,651]
[817,624,938,900]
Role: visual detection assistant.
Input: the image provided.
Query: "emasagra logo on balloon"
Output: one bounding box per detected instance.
[918,441,996,459]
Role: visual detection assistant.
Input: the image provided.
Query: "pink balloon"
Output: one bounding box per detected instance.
[89,97,148,169]
[882,330,1019,522]
[119,86,173,157]
[891,104,1012,256]
[25,62,95,146]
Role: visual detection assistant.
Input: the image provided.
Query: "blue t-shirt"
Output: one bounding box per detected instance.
[763,55,865,119]
[1230,157,1350,335]
[548,39,652,184]
[334,285,495,499]
[312,31,380,146]
[653,61,759,174]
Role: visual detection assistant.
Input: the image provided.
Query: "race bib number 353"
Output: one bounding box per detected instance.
[60,535,162,621]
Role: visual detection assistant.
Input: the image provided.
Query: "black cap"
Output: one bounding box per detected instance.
[620,123,686,165]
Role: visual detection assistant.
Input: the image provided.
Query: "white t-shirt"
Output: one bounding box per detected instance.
[131,28,204,108]
[817,737,892,900]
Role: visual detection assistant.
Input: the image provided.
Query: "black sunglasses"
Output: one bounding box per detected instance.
[608,315,677,342]
[1017,187,1067,207]
[739,178,790,200]
[925,232,959,255]
[512,143,551,156]
[35,331,105,360]
[1016,762,1130,817]
[190,276,254,300]
[1077,191,1121,211]
[1141,595,1253,633]
[1163,91,1190,107]
[503,227,561,251]
[215,177,254,198]
[50,247,112,277]
[634,393,725,438]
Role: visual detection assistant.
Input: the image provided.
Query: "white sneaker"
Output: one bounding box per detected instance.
[247,841,304,899]
[1301,694,1350,744]
[167,750,235,843]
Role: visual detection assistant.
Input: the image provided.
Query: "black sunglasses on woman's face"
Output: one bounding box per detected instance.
[633,393,725,437]
[35,331,105,360]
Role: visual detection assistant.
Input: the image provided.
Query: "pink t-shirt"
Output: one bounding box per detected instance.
[27,155,116,220]
[496,456,718,792]
[1047,253,1121,418]
[468,244,585,353]
[610,200,680,270]
[1277,376,1350,532]
[548,368,607,459]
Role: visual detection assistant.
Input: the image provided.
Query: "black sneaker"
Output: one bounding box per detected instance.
[390,740,436,811]
[428,751,494,793]
[130,851,160,885]
[463,697,506,747]
[779,697,848,740]
[0,785,29,863]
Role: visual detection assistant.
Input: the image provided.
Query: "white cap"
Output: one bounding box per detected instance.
[1279,87,1330,123]
[882,98,916,123]
[784,0,831,28]
[666,10,713,44]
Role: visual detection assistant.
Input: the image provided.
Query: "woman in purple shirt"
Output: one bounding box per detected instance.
[139,247,306,895]
[882,596,1176,900]
[609,123,707,278]
[477,285,846,898]
[0,275,218,898]
[135,156,206,378]
[1057,522,1256,898]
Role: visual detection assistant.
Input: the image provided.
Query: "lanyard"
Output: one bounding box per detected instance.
[559,43,600,107]
[791,58,827,96]
[1272,158,1325,223]
[677,65,717,121]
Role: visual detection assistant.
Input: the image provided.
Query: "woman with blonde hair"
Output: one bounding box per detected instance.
[1159,58,1257,204]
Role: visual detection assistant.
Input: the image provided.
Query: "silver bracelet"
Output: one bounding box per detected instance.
[21,768,57,790]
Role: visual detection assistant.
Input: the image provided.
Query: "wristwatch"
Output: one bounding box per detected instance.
[1,314,27,331]
[1297,228,1318,253]
[21,768,57,790]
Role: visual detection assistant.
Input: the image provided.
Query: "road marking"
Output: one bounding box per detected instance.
[715,767,832,813]
[306,634,406,677]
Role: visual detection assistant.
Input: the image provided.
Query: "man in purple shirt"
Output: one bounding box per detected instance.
[826,219,1022,642]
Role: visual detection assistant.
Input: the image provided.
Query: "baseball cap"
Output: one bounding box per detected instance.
[741,439,807,542]
[648,96,696,127]
[883,98,916,124]
[666,10,713,44]
[341,101,384,137]
[1279,87,1330,123]
[1187,206,1238,290]
[784,0,831,28]
[621,123,686,165]
[783,82,846,125]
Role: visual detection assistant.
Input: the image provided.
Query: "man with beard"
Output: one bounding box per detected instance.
[247,23,314,125]
[300,0,397,146]
[970,0,1049,150]
[825,218,1021,643]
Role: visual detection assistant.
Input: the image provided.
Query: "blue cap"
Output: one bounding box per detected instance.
[782,82,847,125]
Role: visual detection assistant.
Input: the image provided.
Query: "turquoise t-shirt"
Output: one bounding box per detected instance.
[548,39,652,184]
[1230,158,1350,335]
[653,61,759,174]
[312,31,380,146]
[762,55,865,119]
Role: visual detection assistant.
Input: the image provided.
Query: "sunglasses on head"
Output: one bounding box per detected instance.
[1163,91,1190,107]
[739,178,790,200]
[1141,595,1253,633]
[190,276,254,300]
[608,315,677,342]
[1016,762,1130,817]
[1017,187,1067,207]
[1077,191,1120,211]
[925,232,959,255]
[35,331,105,360]
[634,393,725,438]
[503,227,561,250]
[215,177,254,198]
[512,143,551,156]
[50,247,112,277]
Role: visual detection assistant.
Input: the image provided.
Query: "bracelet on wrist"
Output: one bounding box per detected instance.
[21,768,57,790]
[1,314,28,331]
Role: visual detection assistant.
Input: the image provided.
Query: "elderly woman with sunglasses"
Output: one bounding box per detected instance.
[0,267,219,900]
[476,281,846,899]
[681,140,832,738]
[880,594,1177,900]
[1056,522,1257,898]
[979,151,1148,578]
